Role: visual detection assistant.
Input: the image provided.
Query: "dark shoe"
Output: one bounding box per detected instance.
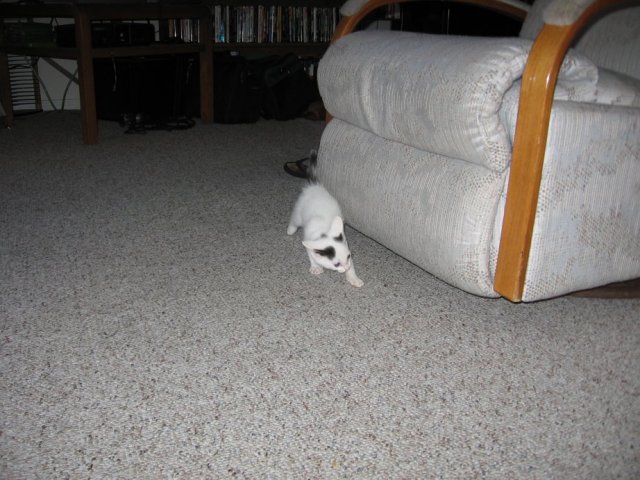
[284,157,309,178]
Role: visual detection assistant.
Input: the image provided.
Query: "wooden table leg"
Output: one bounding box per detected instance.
[0,51,15,129]
[75,9,98,144]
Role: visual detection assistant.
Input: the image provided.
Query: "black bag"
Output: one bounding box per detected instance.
[174,52,320,123]
[213,52,263,124]
[258,54,320,121]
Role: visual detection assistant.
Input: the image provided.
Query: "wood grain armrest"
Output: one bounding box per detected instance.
[494,0,640,301]
[333,0,529,41]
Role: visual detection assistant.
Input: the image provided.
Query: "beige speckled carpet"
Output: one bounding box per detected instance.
[1,112,639,479]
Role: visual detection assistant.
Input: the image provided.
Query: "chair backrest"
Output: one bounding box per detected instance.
[519,0,640,80]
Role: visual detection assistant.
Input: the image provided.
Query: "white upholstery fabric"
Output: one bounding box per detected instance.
[593,69,640,107]
[519,0,571,37]
[523,101,640,300]
[520,0,640,81]
[503,68,640,107]
[319,30,598,172]
[317,119,504,297]
[339,0,370,16]
[571,8,640,81]
[316,0,640,300]
[497,87,640,300]
[542,0,594,25]
[318,103,640,300]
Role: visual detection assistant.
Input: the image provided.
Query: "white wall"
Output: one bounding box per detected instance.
[5,17,81,112]
[0,56,78,115]
[37,58,81,111]
[43,17,80,111]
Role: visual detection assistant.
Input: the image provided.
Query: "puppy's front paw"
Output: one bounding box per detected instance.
[309,265,323,275]
[347,274,364,288]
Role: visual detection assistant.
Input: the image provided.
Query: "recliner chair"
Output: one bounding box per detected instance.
[316,0,640,301]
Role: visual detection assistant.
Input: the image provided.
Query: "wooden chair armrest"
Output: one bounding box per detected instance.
[333,0,529,41]
[494,0,640,301]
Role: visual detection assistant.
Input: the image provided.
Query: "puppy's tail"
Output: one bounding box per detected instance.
[306,149,318,184]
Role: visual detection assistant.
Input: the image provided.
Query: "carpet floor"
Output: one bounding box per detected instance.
[1,112,639,479]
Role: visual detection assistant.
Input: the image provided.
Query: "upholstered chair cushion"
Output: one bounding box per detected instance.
[319,30,599,172]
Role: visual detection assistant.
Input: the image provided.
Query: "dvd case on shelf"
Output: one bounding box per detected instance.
[165,4,338,47]
[167,18,201,43]
[211,5,338,44]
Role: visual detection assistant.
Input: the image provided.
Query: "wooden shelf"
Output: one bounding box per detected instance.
[0,42,205,59]
[0,4,212,21]
[203,0,342,7]
[1,1,341,144]
[0,3,214,144]
[212,42,329,55]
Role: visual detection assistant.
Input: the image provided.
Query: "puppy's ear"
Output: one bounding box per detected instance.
[328,216,344,237]
[302,239,323,250]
